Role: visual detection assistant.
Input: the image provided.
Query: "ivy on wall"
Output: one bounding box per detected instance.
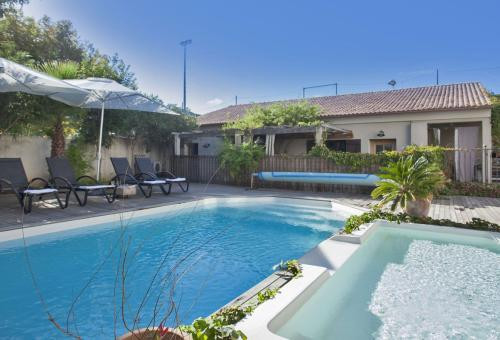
[308,144,448,171]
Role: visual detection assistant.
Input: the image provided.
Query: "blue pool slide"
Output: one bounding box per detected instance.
[256,172,380,186]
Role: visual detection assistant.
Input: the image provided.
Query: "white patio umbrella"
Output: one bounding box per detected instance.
[51,77,178,180]
[0,57,90,99]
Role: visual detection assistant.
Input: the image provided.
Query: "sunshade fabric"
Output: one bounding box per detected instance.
[59,78,175,114]
[0,57,89,100]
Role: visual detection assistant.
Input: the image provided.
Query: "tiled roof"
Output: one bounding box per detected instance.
[198,82,491,126]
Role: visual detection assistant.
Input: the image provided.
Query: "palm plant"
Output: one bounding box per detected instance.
[36,61,81,157]
[371,156,446,215]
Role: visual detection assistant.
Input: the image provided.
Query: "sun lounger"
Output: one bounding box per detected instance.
[46,157,116,206]
[0,158,66,213]
[110,157,171,197]
[135,157,189,192]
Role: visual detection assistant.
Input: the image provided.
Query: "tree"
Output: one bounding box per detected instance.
[491,94,500,147]
[223,101,322,134]
[0,0,29,18]
[78,99,196,151]
[0,10,137,140]
[36,61,82,157]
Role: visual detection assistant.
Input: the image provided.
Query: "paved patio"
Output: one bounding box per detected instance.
[0,183,499,232]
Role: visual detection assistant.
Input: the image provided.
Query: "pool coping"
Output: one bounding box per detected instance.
[236,220,500,339]
[0,196,349,243]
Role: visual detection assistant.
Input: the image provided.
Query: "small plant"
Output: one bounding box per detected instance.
[342,208,500,234]
[211,306,253,327]
[440,181,500,198]
[371,156,446,216]
[65,138,92,178]
[273,259,302,278]
[180,318,247,340]
[257,287,279,303]
[219,140,264,179]
[308,144,448,172]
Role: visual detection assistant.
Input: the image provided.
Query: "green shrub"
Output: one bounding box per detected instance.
[180,284,282,339]
[257,288,279,303]
[440,182,500,198]
[211,306,253,327]
[65,138,92,178]
[308,144,448,172]
[273,259,302,278]
[219,140,264,178]
[343,208,499,234]
[180,318,247,340]
[223,101,322,133]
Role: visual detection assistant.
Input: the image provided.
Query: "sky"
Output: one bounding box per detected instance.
[24,0,500,114]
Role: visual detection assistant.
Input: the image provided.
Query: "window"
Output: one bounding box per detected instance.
[306,139,361,153]
[370,139,396,154]
[187,143,198,156]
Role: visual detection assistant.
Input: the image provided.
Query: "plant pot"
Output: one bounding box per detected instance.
[118,327,188,340]
[405,196,432,217]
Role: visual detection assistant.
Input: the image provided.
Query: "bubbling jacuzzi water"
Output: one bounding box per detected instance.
[276,226,500,340]
[369,240,499,339]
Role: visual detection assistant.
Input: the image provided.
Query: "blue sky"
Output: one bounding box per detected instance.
[25,0,500,114]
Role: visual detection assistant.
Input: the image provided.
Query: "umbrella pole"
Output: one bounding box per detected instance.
[96,102,105,181]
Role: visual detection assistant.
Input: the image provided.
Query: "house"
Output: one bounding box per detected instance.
[175,82,492,159]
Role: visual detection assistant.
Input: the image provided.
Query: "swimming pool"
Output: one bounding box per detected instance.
[275,224,500,339]
[0,197,344,339]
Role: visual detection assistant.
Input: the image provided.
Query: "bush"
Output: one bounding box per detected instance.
[65,138,92,178]
[272,259,302,278]
[440,182,500,198]
[219,140,264,179]
[223,101,322,133]
[308,144,448,172]
[343,208,499,234]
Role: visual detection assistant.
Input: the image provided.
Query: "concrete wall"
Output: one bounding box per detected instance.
[0,135,52,180]
[275,138,309,155]
[0,135,169,181]
[96,137,168,180]
[189,136,224,156]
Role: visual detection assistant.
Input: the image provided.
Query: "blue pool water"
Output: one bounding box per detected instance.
[0,198,344,339]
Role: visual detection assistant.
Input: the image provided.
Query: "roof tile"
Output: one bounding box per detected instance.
[197,82,491,126]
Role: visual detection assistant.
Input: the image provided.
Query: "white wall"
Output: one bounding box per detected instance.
[275,138,309,155]
[0,135,52,179]
[95,137,167,180]
[190,137,224,156]
[326,108,492,152]
[0,135,169,181]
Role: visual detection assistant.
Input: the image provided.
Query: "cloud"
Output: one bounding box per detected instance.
[206,98,223,106]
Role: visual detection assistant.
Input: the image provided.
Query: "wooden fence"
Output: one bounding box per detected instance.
[169,155,381,193]
[169,149,500,193]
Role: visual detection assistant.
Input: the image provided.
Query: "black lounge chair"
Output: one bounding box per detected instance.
[46,157,117,206]
[110,157,171,198]
[135,157,189,192]
[0,158,66,213]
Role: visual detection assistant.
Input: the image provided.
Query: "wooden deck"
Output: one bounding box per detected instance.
[0,183,499,232]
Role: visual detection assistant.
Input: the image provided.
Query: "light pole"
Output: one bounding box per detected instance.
[180,39,192,113]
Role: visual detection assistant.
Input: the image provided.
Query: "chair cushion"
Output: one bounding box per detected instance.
[78,185,115,190]
[143,180,166,184]
[23,188,57,195]
[165,178,187,182]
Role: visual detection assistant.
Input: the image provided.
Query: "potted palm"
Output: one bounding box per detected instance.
[371,156,446,217]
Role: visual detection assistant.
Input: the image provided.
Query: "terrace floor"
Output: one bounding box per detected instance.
[0,183,499,232]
